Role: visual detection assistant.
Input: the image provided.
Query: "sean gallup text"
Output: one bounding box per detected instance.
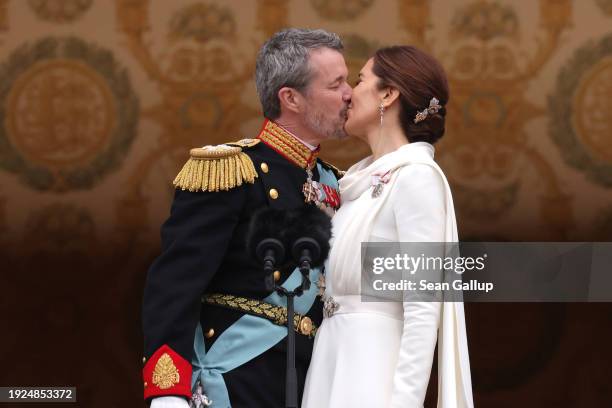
[372,279,494,293]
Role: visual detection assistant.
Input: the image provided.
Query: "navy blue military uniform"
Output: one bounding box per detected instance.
[142,120,342,407]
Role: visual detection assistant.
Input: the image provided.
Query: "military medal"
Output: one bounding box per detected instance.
[316,270,340,318]
[371,170,391,198]
[322,295,340,318]
[303,167,341,216]
[191,380,213,407]
[316,273,326,297]
[302,168,321,205]
[316,268,339,319]
[372,182,384,198]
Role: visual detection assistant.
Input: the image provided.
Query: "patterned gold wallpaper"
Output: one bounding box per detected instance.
[0,0,611,252]
[1,1,612,406]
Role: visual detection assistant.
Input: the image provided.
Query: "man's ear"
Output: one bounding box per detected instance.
[381,87,400,109]
[278,87,302,114]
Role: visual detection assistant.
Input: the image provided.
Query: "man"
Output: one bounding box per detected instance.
[142,28,351,407]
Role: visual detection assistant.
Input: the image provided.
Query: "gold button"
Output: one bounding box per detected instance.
[299,316,313,335]
[269,188,279,199]
[142,357,146,363]
[205,328,215,338]
[144,382,148,387]
[273,270,281,282]
[260,162,269,173]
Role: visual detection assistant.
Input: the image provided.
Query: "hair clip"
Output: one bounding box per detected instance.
[413,97,442,124]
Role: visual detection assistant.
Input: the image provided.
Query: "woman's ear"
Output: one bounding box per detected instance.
[278,87,301,114]
[381,87,400,109]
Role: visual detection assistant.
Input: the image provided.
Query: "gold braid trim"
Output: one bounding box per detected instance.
[173,145,257,192]
[203,293,317,337]
[226,138,261,148]
[259,121,318,169]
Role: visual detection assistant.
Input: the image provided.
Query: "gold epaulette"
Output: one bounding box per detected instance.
[319,158,346,179]
[173,142,259,192]
[226,138,261,148]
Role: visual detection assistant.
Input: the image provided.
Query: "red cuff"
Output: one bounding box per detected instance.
[143,344,192,400]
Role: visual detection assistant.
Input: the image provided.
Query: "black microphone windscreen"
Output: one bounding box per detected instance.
[284,205,332,267]
[246,205,333,269]
[246,207,289,259]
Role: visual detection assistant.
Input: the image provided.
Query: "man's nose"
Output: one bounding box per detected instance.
[342,85,352,102]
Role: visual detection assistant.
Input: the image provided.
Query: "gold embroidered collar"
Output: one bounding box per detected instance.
[257,120,320,169]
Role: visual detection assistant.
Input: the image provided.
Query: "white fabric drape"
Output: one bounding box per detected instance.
[303,142,473,408]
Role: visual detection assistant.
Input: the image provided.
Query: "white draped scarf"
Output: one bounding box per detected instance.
[328,142,474,408]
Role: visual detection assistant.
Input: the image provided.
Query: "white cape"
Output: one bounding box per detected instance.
[303,142,473,408]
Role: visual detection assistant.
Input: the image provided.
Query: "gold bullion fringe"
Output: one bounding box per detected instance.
[173,152,257,192]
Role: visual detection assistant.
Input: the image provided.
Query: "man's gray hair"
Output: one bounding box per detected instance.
[255,28,343,119]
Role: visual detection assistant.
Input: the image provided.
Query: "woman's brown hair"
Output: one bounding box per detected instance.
[372,46,449,144]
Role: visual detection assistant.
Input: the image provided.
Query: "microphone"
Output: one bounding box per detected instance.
[284,205,332,290]
[247,207,290,291]
[246,205,332,291]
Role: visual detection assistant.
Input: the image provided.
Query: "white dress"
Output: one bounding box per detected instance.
[302,142,473,408]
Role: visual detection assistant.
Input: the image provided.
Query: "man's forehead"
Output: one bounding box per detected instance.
[308,48,348,79]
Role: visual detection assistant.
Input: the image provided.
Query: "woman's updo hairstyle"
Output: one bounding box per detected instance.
[372,46,449,144]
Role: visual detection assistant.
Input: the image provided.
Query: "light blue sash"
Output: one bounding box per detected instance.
[191,163,338,407]
[316,162,339,203]
[317,163,338,188]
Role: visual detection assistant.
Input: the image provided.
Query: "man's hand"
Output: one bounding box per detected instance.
[150,396,190,408]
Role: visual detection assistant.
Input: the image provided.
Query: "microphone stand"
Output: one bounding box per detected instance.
[254,230,322,408]
[255,238,304,407]
[273,256,312,408]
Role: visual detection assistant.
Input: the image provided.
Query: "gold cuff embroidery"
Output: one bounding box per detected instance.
[152,353,180,390]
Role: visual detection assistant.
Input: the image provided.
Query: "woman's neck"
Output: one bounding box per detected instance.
[366,122,408,160]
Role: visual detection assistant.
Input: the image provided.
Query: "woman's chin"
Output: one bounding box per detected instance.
[343,122,370,143]
[344,116,358,138]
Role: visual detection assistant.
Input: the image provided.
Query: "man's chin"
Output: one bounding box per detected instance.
[321,121,349,140]
[331,126,350,140]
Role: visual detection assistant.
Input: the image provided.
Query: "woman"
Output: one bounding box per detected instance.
[302,46,473,408]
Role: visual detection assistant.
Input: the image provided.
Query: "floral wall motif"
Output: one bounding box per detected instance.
[1,1,611,406]
[0,37,138,191]
[27,0,93,23]
[596,0,612,15]
[0,0,8,31]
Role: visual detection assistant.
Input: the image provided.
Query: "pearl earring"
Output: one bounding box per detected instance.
[379,103,385,125]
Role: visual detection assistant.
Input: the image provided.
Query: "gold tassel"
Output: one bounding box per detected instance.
[209,159,217,192]
[202,160,210,191]
[228,155,236,189]
[173,151,257,192]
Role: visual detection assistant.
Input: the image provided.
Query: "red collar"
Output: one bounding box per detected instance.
[257,120,320,169]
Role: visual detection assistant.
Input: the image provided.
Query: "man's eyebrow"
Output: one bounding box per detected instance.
[330,75,345,84]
